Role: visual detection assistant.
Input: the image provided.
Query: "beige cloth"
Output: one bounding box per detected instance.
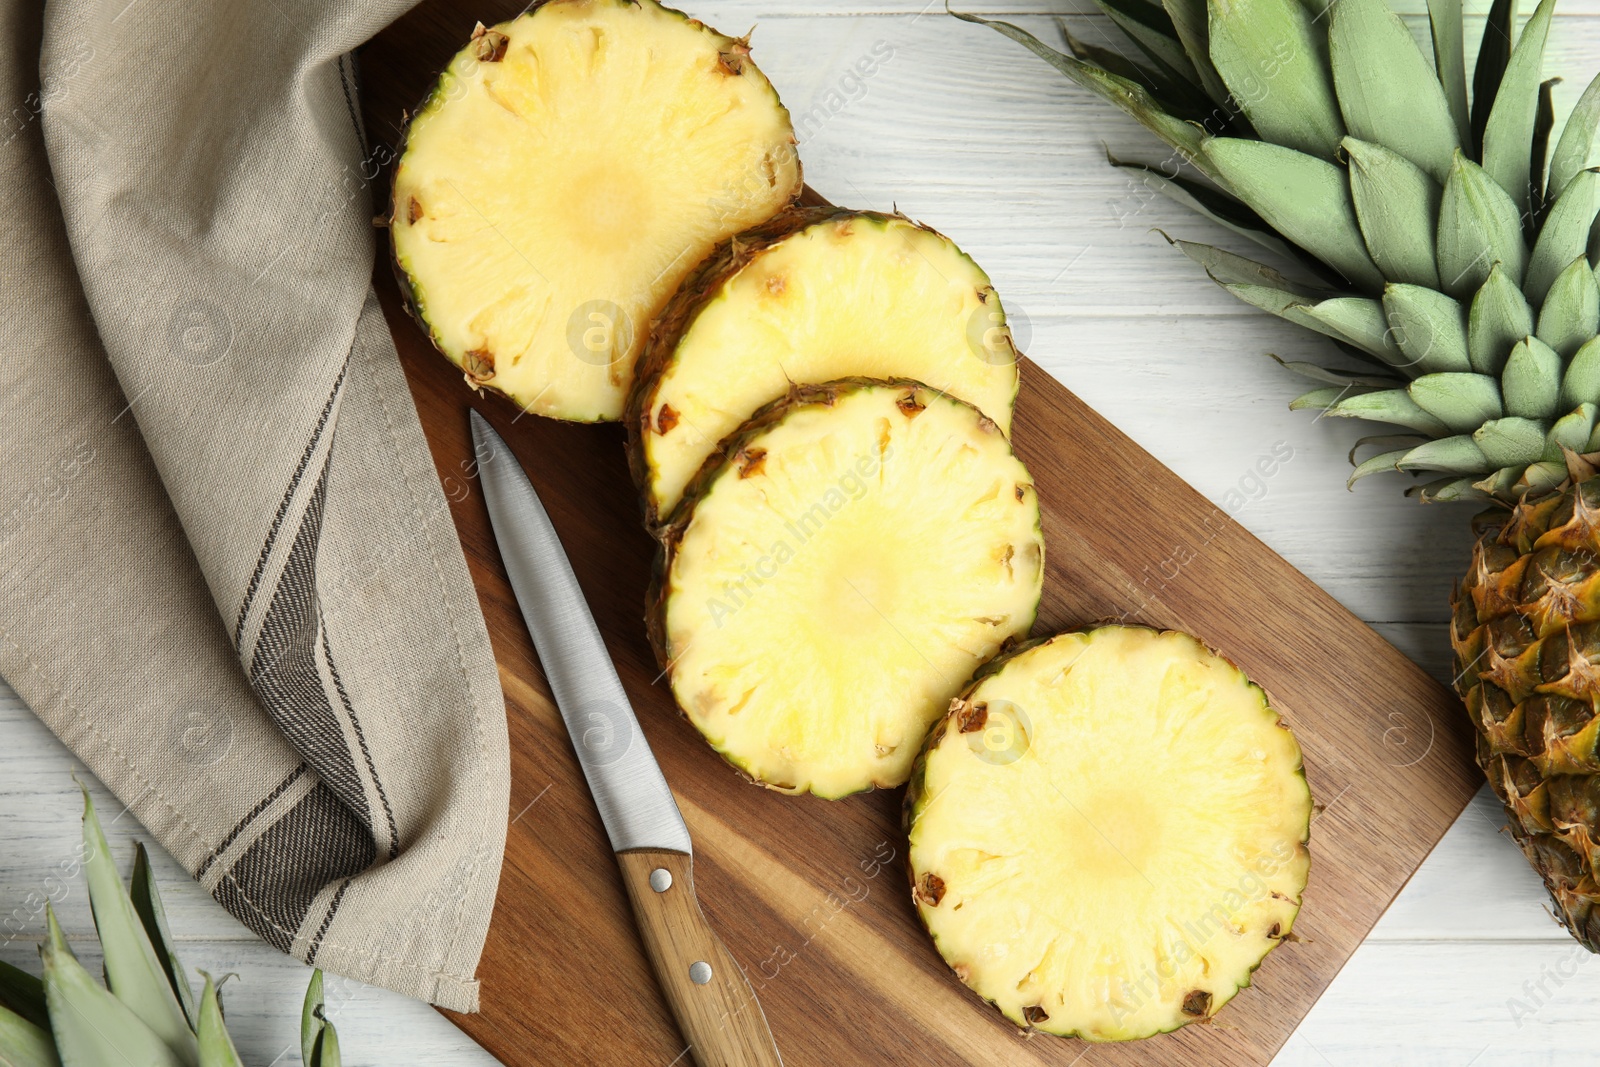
[1,0,508,1011]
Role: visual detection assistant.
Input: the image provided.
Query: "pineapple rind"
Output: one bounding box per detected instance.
[906,627,1312,1041]
[1453,476,1600,949]
[650,380,1044,798]
[390,0,800,422]
[626,206,1022,526]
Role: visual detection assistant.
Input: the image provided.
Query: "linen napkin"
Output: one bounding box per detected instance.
[1,0,509,1011]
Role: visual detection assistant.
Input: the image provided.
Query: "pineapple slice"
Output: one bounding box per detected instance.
[390,0,800,421]
[907,626,1312,1041]
[629,207,1021,525]
[650,380,1043,798]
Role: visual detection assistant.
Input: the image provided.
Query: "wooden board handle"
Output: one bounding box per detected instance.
[617,849,782,1067]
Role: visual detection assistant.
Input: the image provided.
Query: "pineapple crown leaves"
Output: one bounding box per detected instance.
[0,786,341,1067]
[956,0,1600,504]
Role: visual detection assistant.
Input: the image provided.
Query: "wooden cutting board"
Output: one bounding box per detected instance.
[360,9,1482,1064]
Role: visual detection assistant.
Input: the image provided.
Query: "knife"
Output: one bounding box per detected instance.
[469,409,782,1067]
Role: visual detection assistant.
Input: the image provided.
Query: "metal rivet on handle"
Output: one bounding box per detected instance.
[649,868,672,893]
[689,961,713,985]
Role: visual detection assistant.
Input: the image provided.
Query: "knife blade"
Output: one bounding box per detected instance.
[469,409,782,1067]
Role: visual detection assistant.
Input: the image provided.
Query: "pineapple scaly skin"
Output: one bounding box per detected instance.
[1453,470,1600,948]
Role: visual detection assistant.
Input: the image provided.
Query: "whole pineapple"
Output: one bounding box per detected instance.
[958,0,1600,946]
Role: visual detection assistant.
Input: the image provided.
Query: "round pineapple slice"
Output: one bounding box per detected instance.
[650,380,1043,798]
[628,206,1021,525]
[390,0,800,422]
[907,626,1312,1041]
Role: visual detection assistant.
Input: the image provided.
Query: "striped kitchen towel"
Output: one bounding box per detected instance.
[0,0,509,1011]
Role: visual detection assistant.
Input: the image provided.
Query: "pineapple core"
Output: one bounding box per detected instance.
[909,626,1312,1041]
[657,382,1044,798]
[391,0,800,421]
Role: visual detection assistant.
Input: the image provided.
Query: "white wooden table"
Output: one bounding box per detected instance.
[6,2,1599,1063]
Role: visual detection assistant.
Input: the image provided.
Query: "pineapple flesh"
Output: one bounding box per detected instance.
[650,380,1043,798]
[390,0,800,421]
[964,0,1600,948]
[906,627,1312,1041]
[628,206,1021,525]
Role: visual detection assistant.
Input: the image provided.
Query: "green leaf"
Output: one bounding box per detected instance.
[302,970,325,1067]
[78,786,197,1066]
[1470,0,1518,155]
[1220,279,1307,318]
[195,974,243,1067]
[1481,0,1556,219]
[1546,403,1598,459]
[1223,280,1409,366]
[1058,21,1215,125]
[1347,447,1410,486]
[1345,138,1443,288]
[0,1002,59,1067]
[1522,459,1568,492]
[1165,234,1312,290]
[1328,0,1461,184]
[1384,284,1471,373]
[954,13,1219,182]
[1537,256,1600,357]
[1426,0,1470,145]
[0,961,48,1033]
[1474,465,1526,497]
[1292,296,1407,364]
[1502,335,1563,418]
[1398,435,1490,473]
[1561,335,1600,408]
[1530,78,1560,217]
[130,844,196,1029]
[1092,0,1203,95]
[1161,0,1231,105]
[1114,159,1300,261]
[312,1025,341,1067]
[1475,415,1550,466]
[1437,151,1529,299]
[1410,372,1505,431]
[1410,476,1490,501]
[303,973,341,1067]
[1317,388,1454,434]
[1270,353,1401,387]
[1549,71,1600,201]
[1350,433,1430,464]
[1058,24,1163,91]
[1207,0,1342,158]
[39,907,185,1067]
[1290,385,1366,411]
[1527,169,1600,305]
[1203,138,1384,291]
[1468,263,1536,374]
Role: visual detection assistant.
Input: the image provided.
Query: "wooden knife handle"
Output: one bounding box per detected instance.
[617,849,782,1067]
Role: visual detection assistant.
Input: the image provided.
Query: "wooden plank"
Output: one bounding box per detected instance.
[1281,939,1600,1065]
